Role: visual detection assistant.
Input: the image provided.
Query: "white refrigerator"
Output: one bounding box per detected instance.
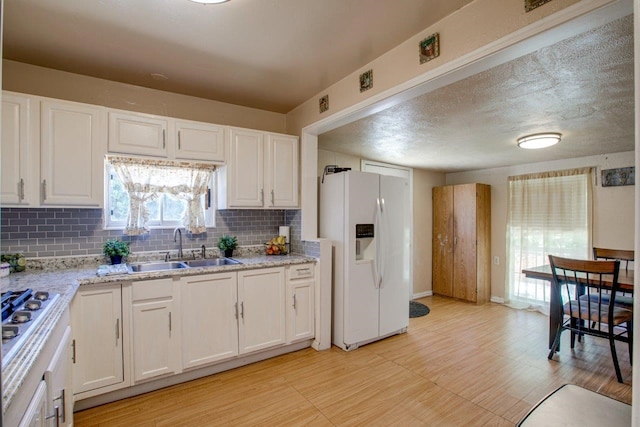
[320,170,410,351]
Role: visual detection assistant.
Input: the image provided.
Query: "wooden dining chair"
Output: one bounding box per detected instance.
[593,247,634,272]
[548,255,633,383]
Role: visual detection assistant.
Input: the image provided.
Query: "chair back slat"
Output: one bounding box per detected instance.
[593,247,634,272]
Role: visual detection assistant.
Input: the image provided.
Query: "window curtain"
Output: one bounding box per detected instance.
[505,167,593,313]
[109,157,214,235]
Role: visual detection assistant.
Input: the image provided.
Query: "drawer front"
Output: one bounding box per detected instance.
[132,278,174,301]
[288,263,314,280]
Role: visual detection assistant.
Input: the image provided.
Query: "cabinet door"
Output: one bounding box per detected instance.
[18,381,47,427]
[453,184,478,302]
[265,133,298,208]
[175,120,225,162]
[1,93,31,205]
[181,273,238,369]
[45,326,72,427]
[227,127,264,207]
[72,284,124,394]
[41,100,105,206]
[238,267,286,354]
[432,186,454,297]
[287,280,314,343]
[108,110,168,157]
[132,299,178,382]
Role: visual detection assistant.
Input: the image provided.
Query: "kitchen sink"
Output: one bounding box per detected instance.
[128,261,189,273]
[184,258,241,268]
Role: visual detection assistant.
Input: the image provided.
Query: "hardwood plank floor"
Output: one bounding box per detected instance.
[74,296,632,426]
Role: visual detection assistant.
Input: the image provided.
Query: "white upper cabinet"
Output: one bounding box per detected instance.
[218,127,299,209]
[175,119,225,162]
[265,133,299,208]
[108,110,168,157]
[1,93,32,205]
[40,99,106,207]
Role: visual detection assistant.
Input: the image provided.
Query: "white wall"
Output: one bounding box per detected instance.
[446,151,635,301]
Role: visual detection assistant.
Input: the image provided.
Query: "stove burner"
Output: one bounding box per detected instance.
[24,300,41,311]
[11,311,31,324]
[2,325,19,340]
[33,291,49,301]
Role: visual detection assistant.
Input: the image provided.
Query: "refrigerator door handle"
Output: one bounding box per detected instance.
[374,197,383,289]
[379,197,386,288]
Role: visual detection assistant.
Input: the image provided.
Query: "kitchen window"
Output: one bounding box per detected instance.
[104,157,215,234]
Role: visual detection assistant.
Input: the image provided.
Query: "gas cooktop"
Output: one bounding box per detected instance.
[2,289,59,367]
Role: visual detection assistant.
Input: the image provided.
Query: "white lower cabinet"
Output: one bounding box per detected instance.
[131,278,180,383]
[286,264,315,343]
[181,272,239,370]
[18,381,47,427]
[45,326,72,427]
[72,283,126,395]
[238,267,286,354]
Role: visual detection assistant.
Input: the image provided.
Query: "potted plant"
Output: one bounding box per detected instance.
[218,235,238,258]
[103,239,130,265]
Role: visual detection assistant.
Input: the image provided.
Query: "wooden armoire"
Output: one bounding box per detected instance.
[432,183,491,303]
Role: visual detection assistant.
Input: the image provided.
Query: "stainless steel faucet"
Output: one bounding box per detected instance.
[173,227,183,259]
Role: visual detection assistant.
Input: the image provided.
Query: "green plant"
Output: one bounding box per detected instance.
[217,235,238,251]
[103,239,130,257]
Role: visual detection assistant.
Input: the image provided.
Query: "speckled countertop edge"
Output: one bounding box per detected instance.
[1,253,317,417]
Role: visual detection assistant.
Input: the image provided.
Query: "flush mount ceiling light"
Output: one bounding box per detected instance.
[188,0,229,3]
[517,133,562,149]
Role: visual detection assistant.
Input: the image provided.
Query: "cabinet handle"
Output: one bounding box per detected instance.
[271,189,274,206]
[53,389,66,423]
[178,130,181,150]
[169,312,172,334]
[41,180,47,202]
[293,294,297,310]
[115,318,120,344]
[46,405,60,427]
[260,189,264,203]
[234,302,238,319]
[163,129,166,149]
[240,301,244,320]
[71,339,76,364]
[19,178,24,201]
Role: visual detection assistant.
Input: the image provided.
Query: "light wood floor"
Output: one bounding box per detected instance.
[74,296,632,426]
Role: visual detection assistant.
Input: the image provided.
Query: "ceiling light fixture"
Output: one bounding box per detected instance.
[517,133,562,149]
[188,0,229,4]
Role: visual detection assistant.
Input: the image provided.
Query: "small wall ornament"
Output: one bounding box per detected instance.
[601,167,635,187]
[419,33,440,64]
[319,94,329,113]
[359,69,373,92]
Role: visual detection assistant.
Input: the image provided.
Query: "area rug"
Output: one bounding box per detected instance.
[409,301,430,318]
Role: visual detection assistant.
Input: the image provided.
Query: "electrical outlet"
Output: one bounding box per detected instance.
[493,256,499,265]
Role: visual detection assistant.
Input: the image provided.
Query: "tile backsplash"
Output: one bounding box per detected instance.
[1,208,318,258]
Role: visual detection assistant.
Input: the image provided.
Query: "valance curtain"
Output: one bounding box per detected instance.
[506,167,593,313]
[108,157,214,235]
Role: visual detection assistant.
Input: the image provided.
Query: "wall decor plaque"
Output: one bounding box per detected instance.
[525,0,553,12]
[601,167,634,187]
[419,33,440,64]
[319,95,329,113]
[359,69,373,92]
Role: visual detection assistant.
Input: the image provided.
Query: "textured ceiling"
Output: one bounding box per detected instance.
[319,15,635,173]
[2,0,473,113]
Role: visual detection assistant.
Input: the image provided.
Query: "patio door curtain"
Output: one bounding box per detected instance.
[506,167,593,313]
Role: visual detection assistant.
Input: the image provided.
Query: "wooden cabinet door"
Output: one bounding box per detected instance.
[432,186,454,297]
[238,267,286,354]
[175,120,225,162]
[1,93,31,205]
[108,110,168,157]
[265,133,298,208]
[227,127,264,207]
[132,299,178,382]
[181,273,239,369]
[72,284,124,393]
[41,100,105,206]
[453,184,478,302]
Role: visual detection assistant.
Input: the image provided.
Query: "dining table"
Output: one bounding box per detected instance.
[521,264,634,349]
